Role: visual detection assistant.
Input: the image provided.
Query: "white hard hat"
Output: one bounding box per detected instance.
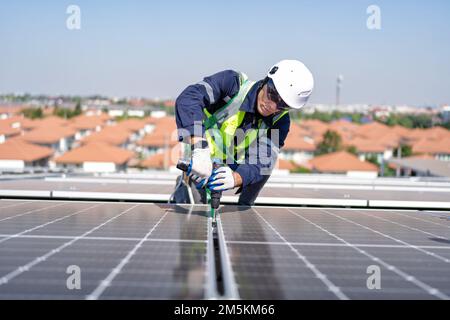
[267,60,314,110]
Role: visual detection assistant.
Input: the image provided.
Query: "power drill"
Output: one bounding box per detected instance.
[176,159,223,219]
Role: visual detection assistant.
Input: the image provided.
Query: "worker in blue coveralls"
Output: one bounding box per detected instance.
[172,60,314,206]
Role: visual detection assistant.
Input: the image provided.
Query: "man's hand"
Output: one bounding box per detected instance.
[207,166,241,191]
[188,138,212,188]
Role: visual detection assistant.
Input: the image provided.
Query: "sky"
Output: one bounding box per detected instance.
[0,0,449,106]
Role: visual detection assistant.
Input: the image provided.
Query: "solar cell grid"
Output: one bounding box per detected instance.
[1,200,450,300]
[0,201,211,299]
[219,206,450,300]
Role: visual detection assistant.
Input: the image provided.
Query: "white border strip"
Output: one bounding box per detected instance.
[44,178,450,192]
[52,191,170,201]
[221,196,367,207]
[369,200,450,209]
[216,215,240,300]
[0,190,51,198]
[205,217,219,300]
[45,177,175,186]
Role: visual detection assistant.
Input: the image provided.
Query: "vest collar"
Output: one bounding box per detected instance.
[239,79,263,114]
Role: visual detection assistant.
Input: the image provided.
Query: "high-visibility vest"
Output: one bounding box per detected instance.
[203,73,288,162]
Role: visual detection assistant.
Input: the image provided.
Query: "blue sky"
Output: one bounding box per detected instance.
[0,0,449,106]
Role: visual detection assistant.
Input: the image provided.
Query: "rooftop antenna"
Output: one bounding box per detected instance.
[336,75,344,106]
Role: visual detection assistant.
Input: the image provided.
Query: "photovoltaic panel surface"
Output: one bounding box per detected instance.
[0,200,210,300]
[219,206,450,300]
[1,199,450,300]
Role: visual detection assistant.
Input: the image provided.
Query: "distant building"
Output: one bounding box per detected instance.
[21,126,77,154]
[140,145,180,170]
[81,125,131,148]
[54,142,134,173]
[413,137,450,161]
[388,157,450,178]
[115,119,151,142]
[0,139,53,172]
[0,125,20,144]
[69,114,110,140]
[308,151,378,178]
[441,105,450,123]
[137,117,177,156]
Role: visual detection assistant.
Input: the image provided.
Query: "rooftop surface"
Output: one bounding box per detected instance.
[0,200,449,299]
[0,172,449,300]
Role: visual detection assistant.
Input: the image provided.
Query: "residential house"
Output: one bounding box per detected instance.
[0,139,53,172]
[308,151,378,178]
[54,142,134,173]
[21,126,77,155]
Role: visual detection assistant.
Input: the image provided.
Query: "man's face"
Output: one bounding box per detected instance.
[257,84,280,117]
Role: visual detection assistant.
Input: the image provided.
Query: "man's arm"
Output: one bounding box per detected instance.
[175,70,241,143]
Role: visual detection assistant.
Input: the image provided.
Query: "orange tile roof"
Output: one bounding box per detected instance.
[309,151,378,173]
[276,158,299,171]
[26,116,69,129]
[281,122,316,152]
[299,119,329,136]
[81,126,131,146]
[355,121,390,138]
[69,115,107,130]
[140,146,181,169]
[391,125,413,138]
[289,122,311,136]
[405,127,450,144]
[423,127,450,140]
[0,139,53,161]
[0,124,21,137]
[115,119,147,132]
[344,136,391,153]
[55,142,134,165]
[0,116,35,129]
[137,134,178,148]
[412,137,450,155]
[283,135,316,152]
[376,131,402,148]
[138,117,178,148]
[328,120,359,133]
[144,116,175,125]
[21,126,77,144]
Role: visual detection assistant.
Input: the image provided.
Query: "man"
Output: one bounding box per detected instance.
[173,60,314,206]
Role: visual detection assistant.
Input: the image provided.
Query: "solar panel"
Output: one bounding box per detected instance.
[0,201,213,300]
[218,206,450,300]
[1,199,450,300]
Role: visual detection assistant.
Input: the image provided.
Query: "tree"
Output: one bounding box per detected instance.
[22,107,43,119]
[393,144,413,158]
[346,145,358,155]
[315,130,343,155]
[291,166,312,174]
[366,155,379,166]
[74,100,82,116]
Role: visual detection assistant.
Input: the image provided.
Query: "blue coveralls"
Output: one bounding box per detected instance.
[174,70,290,206]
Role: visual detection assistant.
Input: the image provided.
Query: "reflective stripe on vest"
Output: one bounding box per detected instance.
[203,73,288,162]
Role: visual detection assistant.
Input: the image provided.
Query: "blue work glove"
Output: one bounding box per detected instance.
[207,166,236,191]
[187,147,212,189]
